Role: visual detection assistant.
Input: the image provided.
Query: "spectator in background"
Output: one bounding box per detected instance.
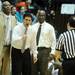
[27,6,38,24]
[11,5,16,16]
[11,0,17,5]
[16,6,27,23]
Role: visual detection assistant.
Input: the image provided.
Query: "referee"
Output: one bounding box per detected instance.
[53,16,75,75]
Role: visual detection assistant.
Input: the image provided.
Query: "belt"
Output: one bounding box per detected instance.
[12,47,30,51]
[25,48,30,51]
[38,47,51,50]
[4,44,11,47]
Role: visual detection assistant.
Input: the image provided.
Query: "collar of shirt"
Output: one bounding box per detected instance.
[21,23,31,33]
[38,21,46,26]
[3,13,12,26]
[3,13,11,18]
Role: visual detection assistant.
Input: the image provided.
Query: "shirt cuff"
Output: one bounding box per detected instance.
[50,49,56,55]
[33,54,37,59]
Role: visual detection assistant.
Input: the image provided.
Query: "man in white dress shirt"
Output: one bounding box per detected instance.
[11,13,38,75]
[31,10,56,75]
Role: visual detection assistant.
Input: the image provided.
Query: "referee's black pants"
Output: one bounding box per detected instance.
[11,47,32,75]
[62,58,75,75]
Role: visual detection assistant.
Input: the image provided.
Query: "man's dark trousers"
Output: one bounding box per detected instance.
[11,47,32,75]
[32,47,50,75]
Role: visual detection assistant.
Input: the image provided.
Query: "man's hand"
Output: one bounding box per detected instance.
[48,54,55,61]
[33,55,38,64]
[33,57,37,64]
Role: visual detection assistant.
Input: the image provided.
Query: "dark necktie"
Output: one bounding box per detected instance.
[36,25,42,45]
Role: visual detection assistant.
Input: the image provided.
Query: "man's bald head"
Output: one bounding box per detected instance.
[38,10,46,16]
[37,10,46,24]
[2,1,11,15]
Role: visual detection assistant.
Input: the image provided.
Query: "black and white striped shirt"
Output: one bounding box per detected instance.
[56,29,75,59]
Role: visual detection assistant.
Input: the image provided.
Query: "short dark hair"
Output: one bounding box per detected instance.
[23,13,32,20]
[68,16,75,28]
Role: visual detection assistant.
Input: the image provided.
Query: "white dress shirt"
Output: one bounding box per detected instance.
[4,14,12,45]
[11,24,38,57]
[32,21,56,53]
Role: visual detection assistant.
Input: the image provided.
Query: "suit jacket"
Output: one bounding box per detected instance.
[0,11,17,60]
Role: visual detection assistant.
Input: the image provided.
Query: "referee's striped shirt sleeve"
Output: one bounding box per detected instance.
[56,34,64,51]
